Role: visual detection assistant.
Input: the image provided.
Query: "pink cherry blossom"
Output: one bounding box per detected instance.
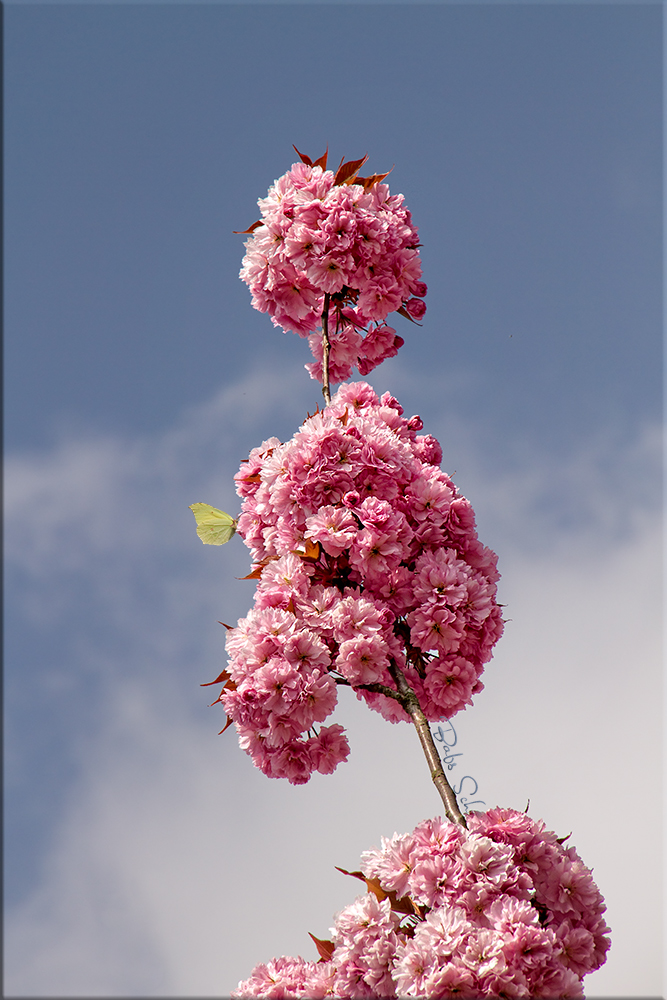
[218,384,505,783]
[239,157,427,381]
[233,809,610,998]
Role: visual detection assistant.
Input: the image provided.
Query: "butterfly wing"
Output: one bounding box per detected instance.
[189,503,237,545]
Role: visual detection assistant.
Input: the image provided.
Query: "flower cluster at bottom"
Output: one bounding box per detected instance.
[233,808,610,998]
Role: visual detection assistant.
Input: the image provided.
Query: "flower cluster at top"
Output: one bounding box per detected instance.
[238,149,427,383]
[215,382,504,785]
[234,808,611,998]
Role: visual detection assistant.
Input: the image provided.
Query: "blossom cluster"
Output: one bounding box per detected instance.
[218,382,504,785]
[239,155,427,382]
[234,808,611,998]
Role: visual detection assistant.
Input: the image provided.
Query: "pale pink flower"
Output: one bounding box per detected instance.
[283,630,331,671]
[222,384,504,779]
[336,635,390,686]
[407,604,463,655]
[236,810,610,997]
[270,739,313,785]
[240,159,427,378]
[233,955,308,998]
[305,505,359,556]
[307,723,350,774]
[421,961,475,998]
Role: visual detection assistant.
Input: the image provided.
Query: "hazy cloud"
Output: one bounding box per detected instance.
[4,369,662,996]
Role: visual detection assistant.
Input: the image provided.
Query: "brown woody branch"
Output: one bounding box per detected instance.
[387,660,468,829]
[335,663,468,828]
[321,292,332,405]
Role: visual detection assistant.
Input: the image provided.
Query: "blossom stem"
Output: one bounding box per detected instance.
[387,660,468,829]
[334,677,404,702]
[321,292,332,405]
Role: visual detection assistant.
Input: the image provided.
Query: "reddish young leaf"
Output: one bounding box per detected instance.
[409,898,429,920]
[218,716,234,735]
[313,147,329,170]
[357,169,392,191]
[209,677,236,706]
[292,144,313,166]
[333,155,369,186]
[334,867,423,917]
[304,404,321,423]
[239,472,261,485]
[201,669,231,688]
[300,538,321,561]
[217,622,234,631]
[334,865,365,883]
[335,867,388,902]
[239,566,263,580]
[308,932,335,963]
[232,220,263,235]
[237,555,279,581]
[386,890,421,917]
[337,406,349,427]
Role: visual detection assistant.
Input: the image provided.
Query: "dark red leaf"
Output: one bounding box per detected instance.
[236,555,278,581]
[232,220,263,235]
[293,145,313,166]
[201,669,231,688]
[238,566,263,580]
[299,539,321,561]
[333,155,369,186]
[335,867,387,902]
[308,932,335,963]
[335,867,423,917]
[313,147,329,170]
[357,169,392,191]
[304,404,321,423]
[217,622,234,631]
[218,717,234,735]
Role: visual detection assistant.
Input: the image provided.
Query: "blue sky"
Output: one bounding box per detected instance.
[4,3,663,997]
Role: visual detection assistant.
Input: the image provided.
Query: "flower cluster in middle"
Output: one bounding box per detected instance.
[218,382,504,785]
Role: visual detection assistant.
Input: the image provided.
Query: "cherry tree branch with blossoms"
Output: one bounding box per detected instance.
[190,147,610,997]
[321,292,332,405]
[387,659,467,828]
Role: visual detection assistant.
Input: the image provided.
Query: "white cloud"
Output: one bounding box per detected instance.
[4,368,663,997]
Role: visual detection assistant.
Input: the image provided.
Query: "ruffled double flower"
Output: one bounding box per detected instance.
[220,382,504,785]
[239,159,427,382]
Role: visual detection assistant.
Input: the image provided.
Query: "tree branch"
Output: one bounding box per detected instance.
[334,676,403,701]
[321,292,332,405]
[387,660,468,829]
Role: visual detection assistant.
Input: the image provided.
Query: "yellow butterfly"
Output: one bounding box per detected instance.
[189,503,238,545]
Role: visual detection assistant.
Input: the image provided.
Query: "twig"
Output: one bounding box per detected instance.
[321,292,331,405]
[387,660,468,829]
[334,676,403,701]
